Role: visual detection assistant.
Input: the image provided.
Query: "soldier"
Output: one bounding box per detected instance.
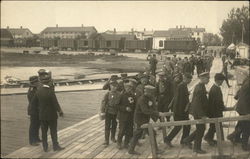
[222,61,231,88]
[189,56,196,75]
[135,75,149,100]
[101,81,121,146]
[31,73,64,152]
[128,85,164,155]
[233,76,250,151]
[156,72,173,121]
[149,54,158,76]
[117,82,136,149]
[103,75,119,90]
[183,72,210,154]
[204,73,226,146]
[117,73,128,92]
[164,73,192,148]
[183,57,192,74]
[195,56,204,76]
[27,75,41,146]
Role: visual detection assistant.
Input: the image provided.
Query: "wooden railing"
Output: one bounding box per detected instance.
[141,109,250,159]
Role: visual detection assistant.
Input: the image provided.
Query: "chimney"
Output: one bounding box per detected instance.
[56,24,58,28]
[7,26,9,29]
[114,28,116,34]
[196,25,198,28]
[176,25,178,29]
[131,28,134,34]
[81,24,84,27]
[144,28,146,32]
[20,26,23,29]
[184,25,185,28]
[180,25,182,29]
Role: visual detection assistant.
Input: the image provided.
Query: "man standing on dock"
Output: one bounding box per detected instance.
[31,73,64,152]
[27,76,41,146]
[183,72,210,154]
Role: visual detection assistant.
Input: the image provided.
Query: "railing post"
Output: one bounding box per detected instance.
[215,120,223,156]
[160,116,167,139]
[148,124,158,159]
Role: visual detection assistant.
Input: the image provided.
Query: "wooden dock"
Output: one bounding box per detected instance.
[4,58,250,159]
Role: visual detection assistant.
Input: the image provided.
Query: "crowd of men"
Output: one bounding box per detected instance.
[99,53,250,155]
[26,52,249,154]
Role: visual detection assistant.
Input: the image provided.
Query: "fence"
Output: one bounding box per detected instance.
[141,108,250,159]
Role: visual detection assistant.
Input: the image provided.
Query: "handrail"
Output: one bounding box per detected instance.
[142,113,250,159]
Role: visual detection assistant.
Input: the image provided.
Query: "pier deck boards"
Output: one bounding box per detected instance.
[5,80,250,158]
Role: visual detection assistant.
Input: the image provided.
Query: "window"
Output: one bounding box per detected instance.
[106,41,111,47]
[84,41,88,46]
[159,40,163,47]
[197,32,199,36]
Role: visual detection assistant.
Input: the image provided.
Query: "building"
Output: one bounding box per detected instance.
[40,25,97,39]
[7,26,33,39]
[236,42,249,59]
[169,25,206,43]
[0,29,13,46]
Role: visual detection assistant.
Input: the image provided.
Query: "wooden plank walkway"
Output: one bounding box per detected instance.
[4,58,250,158]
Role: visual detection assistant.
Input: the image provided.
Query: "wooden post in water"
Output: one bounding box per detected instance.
[148,124,158,159]
[215,120,223,156]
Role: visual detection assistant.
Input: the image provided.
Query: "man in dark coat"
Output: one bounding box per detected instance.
[234,76,250,151]
[27,75,41,146]
[222,61,231,88]
[204,73,226,146]
[31,74,64,152]
[183,57,192,74]
[183,72,210,154]
[149,54,158,76]
[128,85,164,155]
[117,82,136,149]
[164,73,192,148]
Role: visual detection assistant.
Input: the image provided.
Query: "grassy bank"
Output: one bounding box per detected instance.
[1,52,152,72]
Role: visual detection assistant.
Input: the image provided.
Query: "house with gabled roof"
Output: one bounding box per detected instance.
[40,25,97,39]
[7,26,33,39]
[0,28,14,46]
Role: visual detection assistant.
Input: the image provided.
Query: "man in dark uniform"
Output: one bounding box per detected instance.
[164,73,192,148]
[27,75,41,146]
[233,76,250,151]
[183,57,192,74]
[38,69,55,90]
[222,61,231,88]
[196,56,204,76]
[135,75,149,100]
[183,72,210,154]
[204,73,226,146]
[117,73,128,92]
[31,74,64,152]
[128,85,164,155]
[117,82,136,149]
[101,81,121,146]
[149,54,158,76]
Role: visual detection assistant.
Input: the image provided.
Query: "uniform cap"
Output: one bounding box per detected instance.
[110,75,118,80]
[29,76,38,84]
[38,69,51,76]
[199,72,210,78]
[121,73,128,78]
[214,73,225,81]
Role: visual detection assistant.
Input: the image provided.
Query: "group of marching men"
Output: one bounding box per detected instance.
[26,54,249,154]
[100,54,250,155]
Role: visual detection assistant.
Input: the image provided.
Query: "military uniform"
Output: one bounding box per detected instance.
[27,76,41,145]
[183,73,209,153]
[149,55,158,76]
[164,81,191,144]
[117,86,136,148]
[204,74,226,143]
[128,86,160,154]
[31,80,64,152]
[101,86,121,145]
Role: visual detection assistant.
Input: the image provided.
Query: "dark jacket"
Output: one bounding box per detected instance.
[134,95,159,127]
[27,86,38,116]
[236,77,250,115]
[173,82,189,117]
[101,90,121,115]
[117,92,136,121]
[183,61,192,74]
[190,83,209,119]
[208,84,225,118]
[31,84,63,120]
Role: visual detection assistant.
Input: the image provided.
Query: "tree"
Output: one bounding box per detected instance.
[203,33,222,46]
[220,5,249,45]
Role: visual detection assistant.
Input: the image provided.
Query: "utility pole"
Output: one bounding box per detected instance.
[241,19,244,43]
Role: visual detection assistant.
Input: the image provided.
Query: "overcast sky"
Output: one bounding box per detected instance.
[1,1,248,34]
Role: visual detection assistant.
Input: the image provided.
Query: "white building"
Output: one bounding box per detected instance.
[7,26,33,39]
[152,31,170,49]
[40,25,97,39]
[236,42,249,59]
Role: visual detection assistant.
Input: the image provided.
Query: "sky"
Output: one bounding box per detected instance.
[1,1,248,34]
